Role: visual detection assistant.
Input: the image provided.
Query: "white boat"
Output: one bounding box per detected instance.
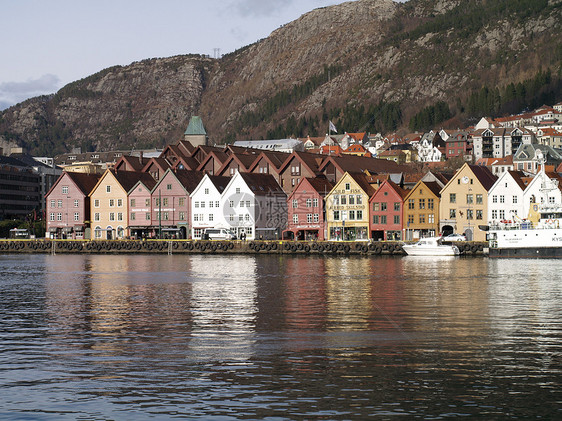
[487,205,562,258]
[402,237,460,256]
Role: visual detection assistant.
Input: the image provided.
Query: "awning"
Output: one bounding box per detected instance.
[62,227,73,233]
[74,225,84,231]
[48,227,58,232]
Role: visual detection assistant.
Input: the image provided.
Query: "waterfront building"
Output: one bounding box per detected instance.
[439,163,497,241]
[325,172,374,241]
[277,151,324,195]
[0,156,42,222]
[487,170,529,226]
[285,176,334,241]
[402,179,443,241]
[128,177,158,239]
[150,169,204,239]
[45,171,100,239]
[512,144,562,174]
[89,170,155,240]
[189,174,231,240]
[369,180,408,241]
[222,172,287,240]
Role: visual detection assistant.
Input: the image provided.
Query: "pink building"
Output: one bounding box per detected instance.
[128,178,157,239]
[369,180,409,241]
[151,169,204,239]
[285,176,334,241]
[45,172,101,239]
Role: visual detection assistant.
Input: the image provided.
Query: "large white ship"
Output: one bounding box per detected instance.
[487,207,562,258]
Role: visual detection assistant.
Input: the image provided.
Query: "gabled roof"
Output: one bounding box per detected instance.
[184,116,207,135]
[141,157,171,173]
[217,153,257,175]
[507,170,530,191]
[172,155,202,171]
[114,155,150,172]
[374,179,409,200]
[113,170,157,193]
[153,168,205,195]
[46,171,101,198]
[238,172,285,196]
[196,150,230,172]
[347,172,377,197]
[289,176,334,201]
[279,151,324,175]
[469,164,497,191]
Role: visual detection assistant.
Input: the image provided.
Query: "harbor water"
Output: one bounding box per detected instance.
[0,254,561,419]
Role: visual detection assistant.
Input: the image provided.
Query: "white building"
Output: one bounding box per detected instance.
[487,170,528,224]
[189,174,231,239]
[221,171,287,240]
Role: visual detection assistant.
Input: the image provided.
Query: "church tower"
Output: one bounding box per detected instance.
[184,116,208,147]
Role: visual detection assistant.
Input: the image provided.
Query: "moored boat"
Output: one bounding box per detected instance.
[402,237,460,256]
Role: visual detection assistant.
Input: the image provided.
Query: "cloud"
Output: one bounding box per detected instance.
[0,74,61,110]
[227,0,295,17]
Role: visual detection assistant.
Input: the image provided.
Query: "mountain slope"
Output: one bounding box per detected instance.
[1,0,561,155]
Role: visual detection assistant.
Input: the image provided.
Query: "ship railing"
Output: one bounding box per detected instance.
[489,220,534,230]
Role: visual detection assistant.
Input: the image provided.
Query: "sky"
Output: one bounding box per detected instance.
[0,0,356,110]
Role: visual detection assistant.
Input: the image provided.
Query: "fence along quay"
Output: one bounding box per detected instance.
[0,239,487,255]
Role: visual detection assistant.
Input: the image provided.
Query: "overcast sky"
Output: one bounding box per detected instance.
[0,0,405,110]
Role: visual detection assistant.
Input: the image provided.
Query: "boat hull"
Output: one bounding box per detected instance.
[488,246,562,258]
[402,246,459,256]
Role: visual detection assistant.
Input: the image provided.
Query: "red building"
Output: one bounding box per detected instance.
[369,180,409,241]
[285,176,334,241]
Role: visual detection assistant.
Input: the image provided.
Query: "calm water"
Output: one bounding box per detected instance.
[0,253,561,420]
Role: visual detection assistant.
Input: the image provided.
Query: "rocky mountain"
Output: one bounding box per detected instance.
[1,0,561,156]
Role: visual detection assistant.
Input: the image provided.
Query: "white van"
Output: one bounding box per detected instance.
[204,228,236,240]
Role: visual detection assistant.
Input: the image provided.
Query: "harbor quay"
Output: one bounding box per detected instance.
[0,239,487,255]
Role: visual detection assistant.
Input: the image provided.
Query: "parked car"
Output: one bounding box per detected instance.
[203,228,236,240]
[444,233,466,242]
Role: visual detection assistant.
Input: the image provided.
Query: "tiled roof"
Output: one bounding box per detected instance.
[65,172,102,196]
[239,173,284,195]
[173,170,205,194]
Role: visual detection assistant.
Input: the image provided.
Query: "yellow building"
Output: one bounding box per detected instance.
[325,172,375,241]
[89,170,155,240]
[403,180,442,241]
[439,163,497,242]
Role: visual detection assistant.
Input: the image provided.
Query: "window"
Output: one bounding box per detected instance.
[499,195,505,204]
[381,203,387,211]
[179,212,185,221]
[373,202,380,211]
[476,194,483,204]
[512,196,517,204]
[293,199,298,208]
[356,210,363,220]
[209,214,214,222]
[313,198,319,207]
[345,183,351,191]
[408,199,414,210]
[216,201,220,208]
[394,215,400,224]
[109,213,115,221]
[106,185,111,193]
[408,214,414,224]
[373,215,379,224]
[293,214,299,224]
[341,195,347,205]
[419,214,425,224]
[58,200,63,208]
[380,215,387,224]
[117,213,123,221]
[499,210,505,219]
[145,199,150,206]
[313,214,319,223]
[450,193,456,204]
[419,198,425,209]
[428,214,434,224]
[50,199,55,208]
[476,210,483,220]
[450,209,456,218]
[146,213,151,220]
[94,213,100,221]
[74,199,79,208]
[62,186,69,194]
[117,199,123,207]
[74,212,79,221]
[467,209,473,220]
[131,212,136,221]
[394,202,400,211]
[204,188,209,194]
[229,200,234,207]
[349,210,355,220]
[349,195,355,205]
[307,214,313,223]
[427,199,434,210]
[467,194,473,204]
[492,195,498,203]
[130,199,136,207]
[109,199,115,207]
[492,210,498,219]
[167,184,172,190]
[199,200,204,208]
[49,213,55,221]
[356,195,363,205]
[306,198,312,207]
[163,198,169,206]
[194,201,199,208]
[155,198,160,206]
[333,210,340,220]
